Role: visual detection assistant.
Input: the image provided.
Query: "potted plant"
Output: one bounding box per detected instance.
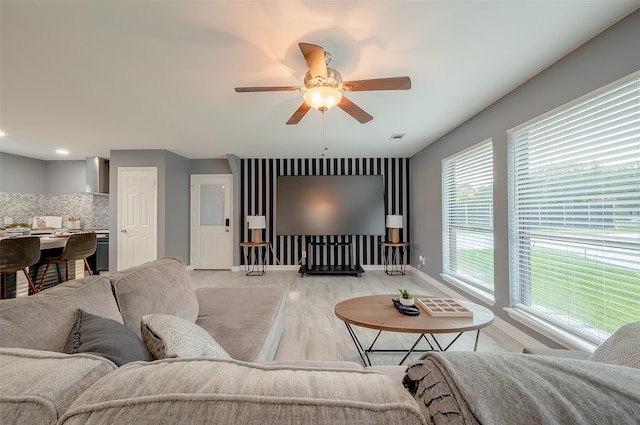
[398,289,414,306]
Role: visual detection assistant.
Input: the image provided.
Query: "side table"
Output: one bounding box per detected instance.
[240,241,271,276]
[379,241,410,275]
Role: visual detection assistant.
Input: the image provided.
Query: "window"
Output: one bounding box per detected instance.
[442,139,494,296]
[509,75,640,344]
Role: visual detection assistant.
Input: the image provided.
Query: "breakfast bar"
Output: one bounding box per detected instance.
[0,232,100,299]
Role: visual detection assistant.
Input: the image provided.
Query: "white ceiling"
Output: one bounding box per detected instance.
[1,1,638,161]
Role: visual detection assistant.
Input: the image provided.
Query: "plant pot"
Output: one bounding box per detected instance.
[399,297,414,306]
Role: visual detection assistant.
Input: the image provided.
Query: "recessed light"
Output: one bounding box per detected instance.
[0,130,5,137]
[389,134,405,141]
[56,149,69,155]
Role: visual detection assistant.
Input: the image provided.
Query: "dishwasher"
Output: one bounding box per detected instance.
[87,232,109,274]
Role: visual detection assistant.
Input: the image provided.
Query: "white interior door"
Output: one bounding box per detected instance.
[191,174,232,269]
[117,167,158,270]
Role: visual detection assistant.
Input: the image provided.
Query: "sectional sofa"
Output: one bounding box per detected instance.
[0,257,423,424]
[1,257,638,425]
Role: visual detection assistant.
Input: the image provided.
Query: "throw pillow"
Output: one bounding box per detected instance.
[589,321,640,369]
[63,309,153,367]
[141,314,231,360]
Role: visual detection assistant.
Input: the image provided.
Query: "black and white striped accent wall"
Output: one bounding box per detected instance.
[240,158,410,267]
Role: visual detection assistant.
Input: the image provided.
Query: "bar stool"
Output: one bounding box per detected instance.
[38,232,97,291]
[0,236,41,298]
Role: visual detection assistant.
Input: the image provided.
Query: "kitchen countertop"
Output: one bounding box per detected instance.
[0,234,68,250]
[2,229,109,250]
[30,229,109,235]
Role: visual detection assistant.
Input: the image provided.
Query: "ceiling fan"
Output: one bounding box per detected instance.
[235,42,411,125]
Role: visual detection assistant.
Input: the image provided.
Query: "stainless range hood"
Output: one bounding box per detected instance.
[86,157,109,194]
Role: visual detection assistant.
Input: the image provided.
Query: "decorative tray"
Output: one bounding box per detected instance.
[416,297,473,317]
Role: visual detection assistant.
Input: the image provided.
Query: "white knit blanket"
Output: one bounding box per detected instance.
[403,351,640,425]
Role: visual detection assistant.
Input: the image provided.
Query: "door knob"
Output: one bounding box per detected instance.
[121,229,127,233]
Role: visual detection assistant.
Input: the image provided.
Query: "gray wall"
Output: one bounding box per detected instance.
[190,159,231,174]
[165,151,190,261]
[0,152,87,195]
[0,153,47,194]
[109,150,230,270]
[109,150,171,271]
[0,153,108,229]
[45,160,86,194]
[409,10,640,347]
[190,157,235,262]
[0,152,48,194]
[108,153,236,271]
[189,156,240,265]
[226,154,242,266]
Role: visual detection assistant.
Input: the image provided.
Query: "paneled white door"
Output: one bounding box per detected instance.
[190,175,232,269]
[117,167,158,270]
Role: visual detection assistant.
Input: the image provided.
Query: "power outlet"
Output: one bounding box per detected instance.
[4,217,13,225]
[418,255,425,268]
[301,250,307,258]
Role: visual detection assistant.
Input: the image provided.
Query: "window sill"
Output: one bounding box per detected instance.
[440,274,495,306]
[503,307,598,352]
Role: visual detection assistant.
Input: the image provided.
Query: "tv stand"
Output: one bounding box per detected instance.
[299,238,364,277]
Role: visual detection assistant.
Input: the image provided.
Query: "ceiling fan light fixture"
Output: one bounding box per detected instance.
[236,42,411,124]
[303,86,342,111]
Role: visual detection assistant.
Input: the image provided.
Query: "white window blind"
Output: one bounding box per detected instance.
[509,76,640,344]
[442,140,494,294]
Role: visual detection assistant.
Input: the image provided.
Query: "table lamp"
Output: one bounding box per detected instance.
[386,215,403,243]
[247,215,266,242]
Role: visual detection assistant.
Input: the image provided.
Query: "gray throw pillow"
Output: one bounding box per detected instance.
[141,314,231,360]
[64,309,153,367]
[589,321,640,369]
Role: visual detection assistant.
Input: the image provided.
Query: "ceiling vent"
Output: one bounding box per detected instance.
[389,133,405,141]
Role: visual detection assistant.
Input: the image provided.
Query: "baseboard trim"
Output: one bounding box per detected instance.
[252,264,386,272]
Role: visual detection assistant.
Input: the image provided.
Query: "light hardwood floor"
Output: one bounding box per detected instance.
[189,269,526,365]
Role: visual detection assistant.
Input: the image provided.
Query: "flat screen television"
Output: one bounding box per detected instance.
[276,175,386,236]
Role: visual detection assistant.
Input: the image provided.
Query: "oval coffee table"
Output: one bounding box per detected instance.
[334,294,494,366]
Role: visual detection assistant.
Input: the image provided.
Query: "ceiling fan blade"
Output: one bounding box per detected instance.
[299,42,328,80]
[337,96,373,124]
[235,86,302,92]
[286,102,312,125]
[341,76,411,92]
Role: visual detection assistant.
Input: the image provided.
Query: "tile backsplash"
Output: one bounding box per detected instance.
[0,192,109,229]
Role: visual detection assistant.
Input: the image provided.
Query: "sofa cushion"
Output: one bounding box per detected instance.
[64,309,152,366]
[367,365,408,382]
[260,360,365,370]
[59,358,426,425]
[109,257,199,338]
[0,276,122,352]
[0,347,116,425]
[589,321,640,368]
[195,285,285,362]
[141,314,230,360]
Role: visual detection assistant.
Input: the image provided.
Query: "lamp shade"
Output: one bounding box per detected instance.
[386,215,403,229]
[247,215,266,229]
